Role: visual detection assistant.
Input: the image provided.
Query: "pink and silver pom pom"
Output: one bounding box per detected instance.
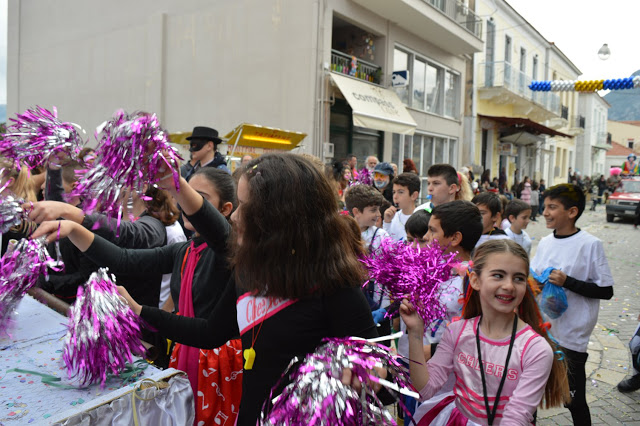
[63,268,146,388]
[260,337,416,426]
[0,193,28,234]
[71,110,182,225]
[0,237,63,334]
[0,106,85,169]
[360,239,459,329]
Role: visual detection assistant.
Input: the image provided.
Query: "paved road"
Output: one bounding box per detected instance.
[528,207,640,425]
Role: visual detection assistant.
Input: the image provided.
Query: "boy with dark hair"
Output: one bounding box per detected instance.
[425,164,460,208]
[345,184,389,252]
[531,183,614,425]
[504,199,532,255]
[405,209,430,248]
[471,192,509,247]
[397,200,483,421]
[383,173,421,241]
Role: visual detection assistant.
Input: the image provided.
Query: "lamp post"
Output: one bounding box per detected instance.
[598,43,611,60]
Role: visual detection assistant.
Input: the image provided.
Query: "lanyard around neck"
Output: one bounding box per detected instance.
[475,314,518,425]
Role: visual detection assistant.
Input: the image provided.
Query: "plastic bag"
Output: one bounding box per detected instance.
[531,267,568,319]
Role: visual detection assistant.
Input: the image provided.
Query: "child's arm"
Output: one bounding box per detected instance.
[501,336,554,425]
[400,300,430,389]
[31,220,178,275]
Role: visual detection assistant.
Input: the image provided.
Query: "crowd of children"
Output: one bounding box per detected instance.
[3,139,634,426]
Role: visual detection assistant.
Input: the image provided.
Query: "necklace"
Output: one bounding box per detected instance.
[475,314,518,425]
[243,301,269,370]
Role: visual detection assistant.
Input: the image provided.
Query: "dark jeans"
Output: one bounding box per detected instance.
[562,346,591,425]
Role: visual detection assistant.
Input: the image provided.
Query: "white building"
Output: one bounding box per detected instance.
[8,0,483,193]
[575,92,610,178]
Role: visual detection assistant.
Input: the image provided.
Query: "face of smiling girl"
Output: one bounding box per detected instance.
[470,252,528,316]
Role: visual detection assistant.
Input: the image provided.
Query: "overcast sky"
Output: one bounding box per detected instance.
[505,0,640,81]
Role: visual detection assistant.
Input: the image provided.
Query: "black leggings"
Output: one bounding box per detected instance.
[562,347,591,425]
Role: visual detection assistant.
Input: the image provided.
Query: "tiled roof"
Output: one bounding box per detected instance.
[607,141,640,156]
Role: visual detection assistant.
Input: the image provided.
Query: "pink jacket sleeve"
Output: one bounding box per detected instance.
[501,336,554,425]
[419,322,458,401]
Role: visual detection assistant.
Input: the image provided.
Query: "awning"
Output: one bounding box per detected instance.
[223,123,306,151]
[330,72,417,135]
[479,114,572,143]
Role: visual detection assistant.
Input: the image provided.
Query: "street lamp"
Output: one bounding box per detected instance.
[598,43,611,60]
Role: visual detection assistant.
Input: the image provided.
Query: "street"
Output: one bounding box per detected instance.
[530,206,640,425]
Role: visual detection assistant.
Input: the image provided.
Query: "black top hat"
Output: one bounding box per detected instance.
[186,126,223,144]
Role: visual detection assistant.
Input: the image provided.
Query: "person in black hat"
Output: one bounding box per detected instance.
[184,126,229,179]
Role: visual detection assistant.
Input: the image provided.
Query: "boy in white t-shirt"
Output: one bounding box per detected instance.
[345,184,389,252]
[383,173,421,241]
[472,192,510,247]
[503,199,532,255]
[531,183,614,425]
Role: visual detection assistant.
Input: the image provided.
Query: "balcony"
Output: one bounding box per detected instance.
[352,0,483,55]
[594,132,612,150]
[477,61,561,122]
[571,115,585,129]
[330,50,382,85]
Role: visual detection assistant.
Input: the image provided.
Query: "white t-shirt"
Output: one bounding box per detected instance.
[383,210,411,241]
[531,230,614,352]
[397,275,464,358]
[500,218,511,230]
[505,227,532,255]
[361,226,391,309]
[361,226,389,252]
[475,231,510,248]
[158,221,187,308]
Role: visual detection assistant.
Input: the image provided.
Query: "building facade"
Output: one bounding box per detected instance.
[575,92,610,178]
[8,0,483,192]
[470,0,581,189]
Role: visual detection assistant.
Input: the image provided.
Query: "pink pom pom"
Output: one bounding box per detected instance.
[261,337,414,425]
[0,238,63,334]
[609,167,622,176]
[0,106,85,169]
[63,268,146,387]
[71,110,182,226]
[360,240,458,329]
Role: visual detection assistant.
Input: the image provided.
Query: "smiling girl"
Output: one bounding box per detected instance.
[401,239,570,425]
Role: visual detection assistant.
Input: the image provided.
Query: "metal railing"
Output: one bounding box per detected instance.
[330,50,381,84]
[561,105,569,120]
[424,0,483,38]
[572,115,586,129]
[607,132,612,144]
[477,61,561,116]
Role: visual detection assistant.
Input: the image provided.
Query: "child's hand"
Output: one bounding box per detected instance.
[383,206,397,223]
[30,220,77,244]
[117,286,143,316]
[400,298,424,337]
[548,270,567,287]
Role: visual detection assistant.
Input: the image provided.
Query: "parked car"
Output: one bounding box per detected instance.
[606,177,640,222]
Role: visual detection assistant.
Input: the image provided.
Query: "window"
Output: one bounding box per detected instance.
[628,139,635,149]
[393,49,410,104]
[392,133,458,204]
[395,46,460,119]
[444,71,459,118]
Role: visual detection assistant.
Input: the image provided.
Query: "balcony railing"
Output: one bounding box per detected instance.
[561,105,569,120]
[330,50,381,85]
[573,115,586,129]
[424,0,483,38]
[607,132,612,145]
[477,61,561,116]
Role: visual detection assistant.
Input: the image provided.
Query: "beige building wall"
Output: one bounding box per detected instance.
[608,121,640,149]
[8,0,320,154]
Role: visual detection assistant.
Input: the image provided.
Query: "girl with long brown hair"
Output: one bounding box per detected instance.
[401,239,570,425]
